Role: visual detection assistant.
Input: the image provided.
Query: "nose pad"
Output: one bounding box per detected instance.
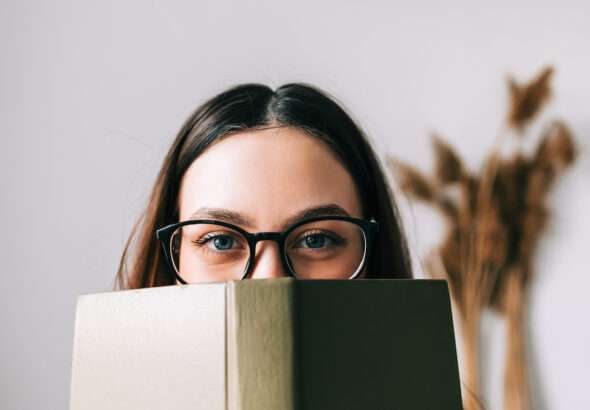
[248,241,289,280]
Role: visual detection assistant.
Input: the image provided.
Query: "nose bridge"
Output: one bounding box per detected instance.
[248,232,288,279]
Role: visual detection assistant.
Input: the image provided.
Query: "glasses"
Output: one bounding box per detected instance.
[156,216,379,284]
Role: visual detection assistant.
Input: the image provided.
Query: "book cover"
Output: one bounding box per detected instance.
[70,278,462,409]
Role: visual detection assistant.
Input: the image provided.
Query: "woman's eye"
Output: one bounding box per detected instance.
[211,235,234,250]
[296,232,337,249]
[193,233,242,251]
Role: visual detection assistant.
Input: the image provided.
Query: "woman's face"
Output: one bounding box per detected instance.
[176,126,367,282]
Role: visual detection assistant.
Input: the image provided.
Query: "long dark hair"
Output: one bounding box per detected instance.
[116,83,413,289]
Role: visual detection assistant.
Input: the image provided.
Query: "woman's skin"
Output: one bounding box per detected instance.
[177,125,368,282]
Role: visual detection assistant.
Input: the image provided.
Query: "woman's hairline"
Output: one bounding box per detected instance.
[174,122,368,220]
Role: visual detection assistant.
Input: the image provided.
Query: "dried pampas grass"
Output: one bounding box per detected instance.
[433,134,464,184]
[387,66,577,410]
[507,66,554,131]
[387,158,435,202]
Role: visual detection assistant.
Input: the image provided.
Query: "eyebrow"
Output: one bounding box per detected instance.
[188,204,352,230]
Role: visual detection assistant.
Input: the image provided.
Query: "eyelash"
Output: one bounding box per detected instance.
[192,232,243,251]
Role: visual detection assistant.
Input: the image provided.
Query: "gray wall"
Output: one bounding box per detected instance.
[1,1,589,409]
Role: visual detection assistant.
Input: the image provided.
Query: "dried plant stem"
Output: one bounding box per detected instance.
[503,270,530,410]
[424,249,485,409]
[480,123,509,204]
[457,226,497,409]
[460,309,482,410]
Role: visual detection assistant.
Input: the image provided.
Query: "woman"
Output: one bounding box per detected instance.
[116,83,413,289]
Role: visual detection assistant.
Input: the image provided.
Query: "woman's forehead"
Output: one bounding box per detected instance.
[177,127,363,228]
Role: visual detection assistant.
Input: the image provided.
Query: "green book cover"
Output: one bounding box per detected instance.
[70,278,462,409]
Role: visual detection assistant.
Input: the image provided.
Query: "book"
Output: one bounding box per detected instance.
[70,278,462,409]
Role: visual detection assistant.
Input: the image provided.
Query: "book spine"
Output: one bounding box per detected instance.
[226,278,297,410]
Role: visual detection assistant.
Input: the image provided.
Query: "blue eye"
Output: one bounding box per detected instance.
[295,232,342,250]
[304,234,329,249]
[212,235,234,250]
[193,232,243,252]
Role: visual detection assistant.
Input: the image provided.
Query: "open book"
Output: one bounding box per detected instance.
[70,278,462,409]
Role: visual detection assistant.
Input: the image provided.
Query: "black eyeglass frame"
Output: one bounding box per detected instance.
[155,215,379,284]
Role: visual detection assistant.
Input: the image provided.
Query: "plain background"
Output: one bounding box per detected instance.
[1,1,589,409]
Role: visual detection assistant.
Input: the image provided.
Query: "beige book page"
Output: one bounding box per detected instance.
[70,284,227,410]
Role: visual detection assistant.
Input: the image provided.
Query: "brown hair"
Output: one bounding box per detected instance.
[115,83,413,289]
